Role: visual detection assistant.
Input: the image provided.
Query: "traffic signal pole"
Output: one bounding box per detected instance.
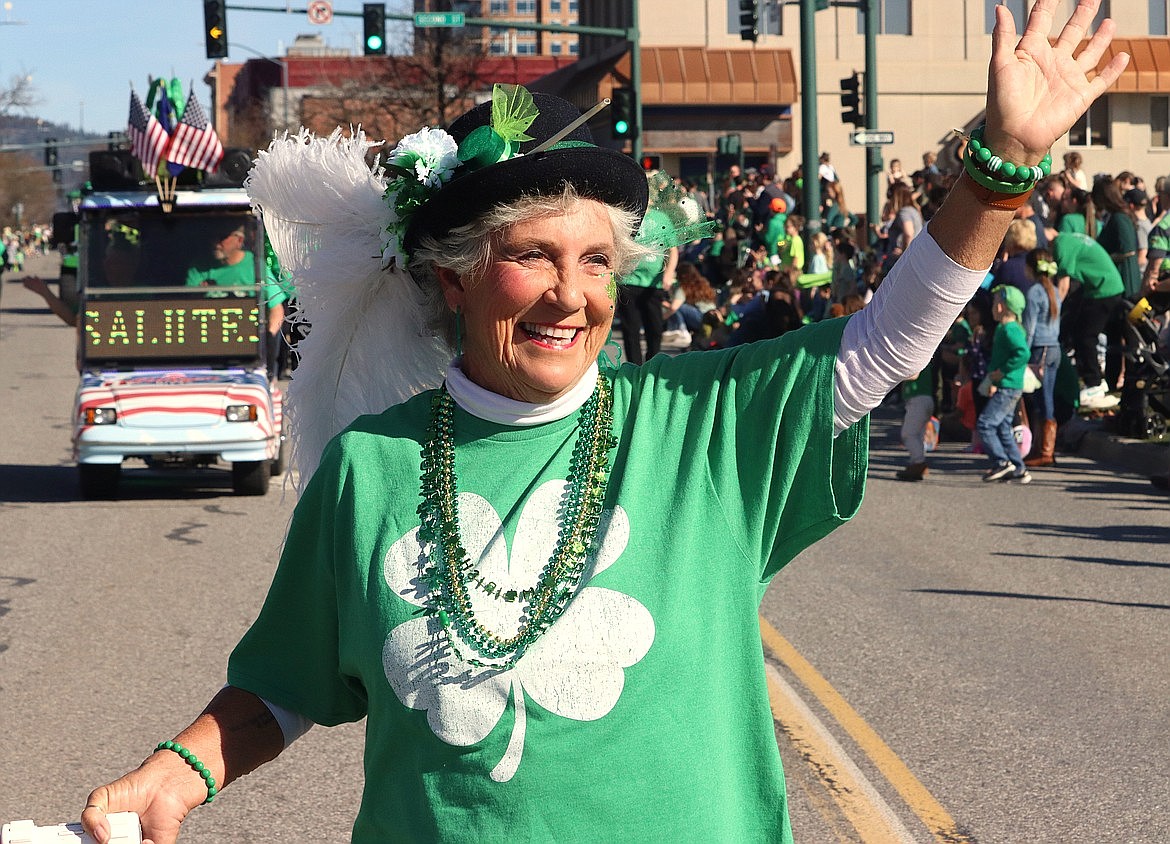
[863,0,881,243]
[799,0,821,238]
[630,0,642,161]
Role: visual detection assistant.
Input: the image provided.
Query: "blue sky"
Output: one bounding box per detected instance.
[0,0,411,135]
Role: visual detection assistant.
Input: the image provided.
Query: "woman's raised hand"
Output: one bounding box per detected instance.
[984,0,1128,165]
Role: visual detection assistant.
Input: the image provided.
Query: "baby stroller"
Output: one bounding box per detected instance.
[1116,292,1170,439]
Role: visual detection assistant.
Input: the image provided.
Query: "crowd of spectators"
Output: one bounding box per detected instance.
[637,148,1170,491]
[644,150,959,352]
[2,224,52,273]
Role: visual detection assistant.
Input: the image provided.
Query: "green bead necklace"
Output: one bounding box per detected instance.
[416,373,618,670]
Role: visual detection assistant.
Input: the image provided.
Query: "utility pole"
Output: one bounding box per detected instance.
[799,0,821,238]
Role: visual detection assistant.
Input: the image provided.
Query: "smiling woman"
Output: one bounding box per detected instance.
[79,5,1131,841]
[419,194,640,403]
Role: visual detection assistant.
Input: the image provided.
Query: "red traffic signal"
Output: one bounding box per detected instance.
[640,155,661,171]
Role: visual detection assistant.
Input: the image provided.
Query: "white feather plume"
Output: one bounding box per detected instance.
[245,127,451,489]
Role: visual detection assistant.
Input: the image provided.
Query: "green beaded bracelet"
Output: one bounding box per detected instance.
[156,740,218,804]
[963,151,1032,195]
[965,125,1051,189]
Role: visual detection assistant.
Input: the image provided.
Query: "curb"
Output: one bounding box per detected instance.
[1065,417,1170,478]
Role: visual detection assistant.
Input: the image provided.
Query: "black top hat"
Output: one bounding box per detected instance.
[403,92,649,257]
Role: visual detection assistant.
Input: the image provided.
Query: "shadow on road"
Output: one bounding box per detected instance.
[910,587,1170,612]
[990,550,1170,571]
[0,463,244,503]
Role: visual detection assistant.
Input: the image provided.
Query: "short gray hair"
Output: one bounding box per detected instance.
[408,184,654,347]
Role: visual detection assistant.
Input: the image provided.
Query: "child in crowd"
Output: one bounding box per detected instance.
[895,359,935,482]
[977,285,1033,484]
[774,215,805,273]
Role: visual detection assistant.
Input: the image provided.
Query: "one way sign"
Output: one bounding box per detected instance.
[849,130,895,146]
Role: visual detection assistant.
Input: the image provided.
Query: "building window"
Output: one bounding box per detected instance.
[859,0,911,35]
[1153,97,1170,147]
[516,0,535,14]
[985,0,1026,33]
[1090,0,1110,32]
[550,41,562,54]
[1069,96,1109,147]
[550,0,561,11]
[1152,0,1168,35]
[568,0,577,12]
[490,38,508,55]
[515,41,536,54]
[489,0,508,13]
[569,41,578,54]
[762,0,782,35]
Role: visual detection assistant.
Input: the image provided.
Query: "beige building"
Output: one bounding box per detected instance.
[571,0,1170,203]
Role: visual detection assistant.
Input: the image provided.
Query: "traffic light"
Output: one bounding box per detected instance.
[716,134,741,157]
[610,86,636,141]
[363,3,386,56]
[203,0,228,60]
[840,72,863,128]
[739,0,759,42]
[640,155,661,171]
[44,138,58,168]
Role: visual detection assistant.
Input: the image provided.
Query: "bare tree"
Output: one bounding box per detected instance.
[0,72,38,119]
[0,152,56,226]
[292,27,490,143]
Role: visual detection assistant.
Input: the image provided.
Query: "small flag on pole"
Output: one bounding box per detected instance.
[166,90,225,173]
[127,89,169,175]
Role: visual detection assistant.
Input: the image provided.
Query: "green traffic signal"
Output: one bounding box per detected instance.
[610,87,636,141]
[363,3,386,56]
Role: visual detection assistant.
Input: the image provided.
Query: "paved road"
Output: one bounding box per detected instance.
[2,256,1167,842]
[764,410,1169,843]
[0,259,364,840]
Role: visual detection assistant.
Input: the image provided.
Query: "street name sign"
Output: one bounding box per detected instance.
[849,130,895,146]
[414,12,465,27]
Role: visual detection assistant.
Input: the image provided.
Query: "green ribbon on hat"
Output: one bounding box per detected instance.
[455,84,539,173]
[458,125,509,171]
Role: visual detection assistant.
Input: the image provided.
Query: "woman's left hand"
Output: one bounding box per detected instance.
[985,0,1128,165]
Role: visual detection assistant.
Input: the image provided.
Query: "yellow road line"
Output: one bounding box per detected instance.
[765,661,917,843]
[760,616,974,844]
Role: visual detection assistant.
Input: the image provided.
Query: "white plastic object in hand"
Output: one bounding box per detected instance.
[1,812,141,844]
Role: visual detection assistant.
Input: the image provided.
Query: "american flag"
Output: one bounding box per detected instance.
[127,89,169,176]
[166,90,225,173]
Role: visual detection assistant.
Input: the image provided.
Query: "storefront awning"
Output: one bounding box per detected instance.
[530,45,797,108]
[1089,37,1170,93]
[619,47,798,106]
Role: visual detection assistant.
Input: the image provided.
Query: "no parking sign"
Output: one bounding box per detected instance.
[308,0,333,25]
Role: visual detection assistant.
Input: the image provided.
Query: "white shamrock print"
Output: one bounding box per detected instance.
[382,480,654,782]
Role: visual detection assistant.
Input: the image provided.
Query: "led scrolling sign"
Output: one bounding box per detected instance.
[83,298,262,361]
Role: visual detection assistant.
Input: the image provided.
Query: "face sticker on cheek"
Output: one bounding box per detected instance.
[606,274,617,302]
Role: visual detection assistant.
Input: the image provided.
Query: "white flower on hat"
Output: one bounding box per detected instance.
[390,126,460,188]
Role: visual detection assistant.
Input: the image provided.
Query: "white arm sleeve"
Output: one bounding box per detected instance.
[260,696,315,747]
[833,228,990,436]
[219,683,315,748]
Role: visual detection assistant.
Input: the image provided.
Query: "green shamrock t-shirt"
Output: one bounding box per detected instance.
[228,316,868,842]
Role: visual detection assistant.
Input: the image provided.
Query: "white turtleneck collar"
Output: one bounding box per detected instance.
[444,359,600,426]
